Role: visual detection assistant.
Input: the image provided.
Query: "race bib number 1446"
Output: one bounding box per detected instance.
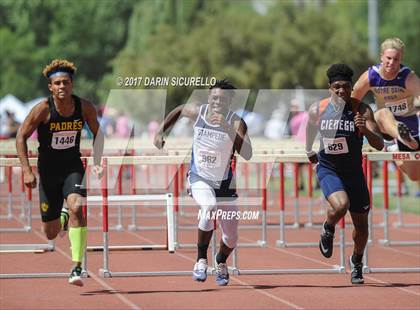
[51,131,77,150]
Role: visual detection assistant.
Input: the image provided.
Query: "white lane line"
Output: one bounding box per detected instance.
[364,275,420,297]
[240,236,420,297]
[132,233,304,309]
[381,246,420,258]
[16,216,141,310]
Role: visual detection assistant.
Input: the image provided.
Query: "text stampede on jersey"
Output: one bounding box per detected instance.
[197,209,260,221]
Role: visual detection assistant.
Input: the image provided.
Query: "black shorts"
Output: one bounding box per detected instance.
[187,171,238,202]
[38,161,86,222]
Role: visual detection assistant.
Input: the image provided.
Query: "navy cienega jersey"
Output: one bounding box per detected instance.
[317,98,363,173]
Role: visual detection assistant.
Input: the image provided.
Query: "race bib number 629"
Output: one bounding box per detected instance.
[323,137,349,155]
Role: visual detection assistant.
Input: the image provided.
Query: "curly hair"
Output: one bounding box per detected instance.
[210,79,236,97]
[326,64,353,84]
[42,59,77,80]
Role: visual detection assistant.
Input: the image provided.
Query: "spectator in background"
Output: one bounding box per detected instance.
[264,105,287,140]
[3,110,20,138]
[115,112,132,138]
[236,108,265,136]
[288,99,312,191]
[98,105,116,137]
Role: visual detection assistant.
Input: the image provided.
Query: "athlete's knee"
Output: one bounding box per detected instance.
[332,200,349,216]
[222,231,238,249]
[67,195,84,214]
[375,108,394,121]
[42,225,59,240]
[198,204,217,231]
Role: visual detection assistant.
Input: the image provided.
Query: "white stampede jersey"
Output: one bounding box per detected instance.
[190,104,236,182]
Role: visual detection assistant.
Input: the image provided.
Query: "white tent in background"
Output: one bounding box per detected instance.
[0,94,27,123]
[25,97,45,112]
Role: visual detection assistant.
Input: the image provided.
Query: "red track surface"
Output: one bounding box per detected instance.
[1,173,419,309]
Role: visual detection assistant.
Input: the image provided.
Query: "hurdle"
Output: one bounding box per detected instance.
[366,152,420,247]
[95,157,187,278]
[175,156,267,249]
[0,157,91,279]
[230,219,346,275]
[393,167,420,229]
[0,156,27,225]
[359,152,420,274]
[0,157,55,256]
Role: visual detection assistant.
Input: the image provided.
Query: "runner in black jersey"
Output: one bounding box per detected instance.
[16,59,103,286]
[306,64,383,284]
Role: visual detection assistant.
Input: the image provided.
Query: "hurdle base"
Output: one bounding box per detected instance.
[275,240,286,247]
[367,267,420,273]
[304,223,322,229]
[257,240,267,247]
[81,270,89,278]
[99,268,112,278]
[228,267,240,275]
[379,239,390,246]
[87,245,167,252]
[393,223,420,228]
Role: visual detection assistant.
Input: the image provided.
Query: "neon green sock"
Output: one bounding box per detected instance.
[69,227,87,263]
[60,212,69,230]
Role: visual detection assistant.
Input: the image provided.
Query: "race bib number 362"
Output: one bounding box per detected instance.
[51,131,77,150]
[198,150,221,168]
[323,137,349,155]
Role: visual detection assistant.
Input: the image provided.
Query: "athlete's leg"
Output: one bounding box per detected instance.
[349,211,368,284]
[66,193,87,268]
[350,212,369,256]
[190,181,217,282]
[191,180,217,259]
[397,161,420,181]
[375,109,418,149]
[317,165,350,258]
[213,204,237,286]
[63,170,87,287]
[38,174,63,240]
[217,203,239,262]
[42,218,61,240]
[325,191,350,226]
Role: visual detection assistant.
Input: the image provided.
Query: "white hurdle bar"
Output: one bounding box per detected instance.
[366,152,420,247]
[96,158,181,277]
[86,193,175,253]
[363,152,420,273]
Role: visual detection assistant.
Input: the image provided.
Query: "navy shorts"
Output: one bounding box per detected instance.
[316,164,370,213]
[38,160,86,222]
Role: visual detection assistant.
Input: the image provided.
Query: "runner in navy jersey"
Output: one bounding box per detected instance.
[306,64,383,284]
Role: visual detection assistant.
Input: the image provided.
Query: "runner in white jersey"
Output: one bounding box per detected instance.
[352,37,420,181]
[154,79,252,286]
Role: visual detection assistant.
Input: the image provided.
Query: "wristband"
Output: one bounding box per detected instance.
[306,150,316,158]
